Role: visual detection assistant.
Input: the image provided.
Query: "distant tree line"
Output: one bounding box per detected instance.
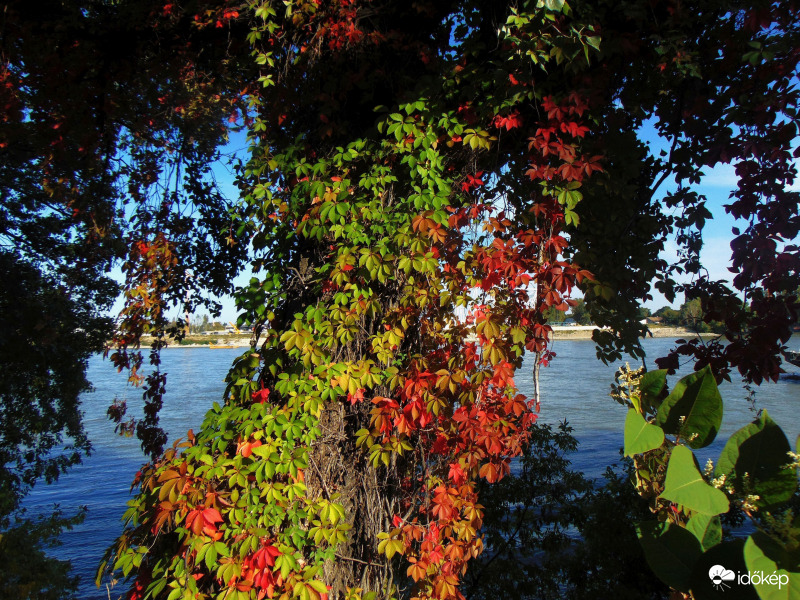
[560,298,729,332]
[163,315,227,335]
[652,299,724,333]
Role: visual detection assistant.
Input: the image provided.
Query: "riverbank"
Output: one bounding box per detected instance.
[140,326,711,348]
[551,325,713,340]
[168,334,252,348]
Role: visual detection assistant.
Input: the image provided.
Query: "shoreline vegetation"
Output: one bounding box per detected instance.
[140,326,716,349]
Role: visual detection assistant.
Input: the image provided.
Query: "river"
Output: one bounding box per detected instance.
[21,337,800,599]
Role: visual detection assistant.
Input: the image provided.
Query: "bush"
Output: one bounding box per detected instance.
[463,422,669,600]
[0,507,85,600]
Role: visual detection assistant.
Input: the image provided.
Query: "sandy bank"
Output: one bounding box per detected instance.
[551,326,713,340]
[148,326,710,348]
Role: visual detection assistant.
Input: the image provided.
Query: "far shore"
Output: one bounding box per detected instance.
[550,325,715,340]
[137,325,715,349]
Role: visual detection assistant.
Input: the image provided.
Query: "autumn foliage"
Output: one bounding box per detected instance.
[3,1,793,600]
[99,2,609,599]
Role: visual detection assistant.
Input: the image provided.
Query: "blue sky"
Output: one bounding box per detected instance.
[647,159,799,309]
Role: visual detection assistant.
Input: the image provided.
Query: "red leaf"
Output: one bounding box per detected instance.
[493,110,522,131]
[252,385,271,404]
[448,463,466,485]
[203,507,223,524]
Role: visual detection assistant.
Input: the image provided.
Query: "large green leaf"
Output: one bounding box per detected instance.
[637,520,702,593]
[624,408,665,457]
[715,411,797,509]
[656,365,723,449]
[639,369,668,414]
[743,533,800,600]
[660,446,729,516]
[686,513,722,551]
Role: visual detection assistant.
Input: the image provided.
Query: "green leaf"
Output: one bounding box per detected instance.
[542,0,565,12]
[586,36,601,51]
[686,514,722,551]
[167,587,182,600]
[205,543,218,570]
[639,369,668,413]
[636,520,702,592]
[308,580,329,595]
[655,365,723,449]
[660,446,729,516]
[743,533,800,600]
[624,409,665,456]
[715,411,796,509]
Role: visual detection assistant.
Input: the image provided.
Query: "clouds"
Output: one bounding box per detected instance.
[699,163,739,189]
[699,158,800,191]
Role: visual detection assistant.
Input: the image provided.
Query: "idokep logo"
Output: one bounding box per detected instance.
[708,564,790,592]
[708,565,736,591]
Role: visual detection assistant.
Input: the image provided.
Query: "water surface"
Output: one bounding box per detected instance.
[22,338,800,598]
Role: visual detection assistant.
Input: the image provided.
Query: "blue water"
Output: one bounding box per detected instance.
[21,337,800,599]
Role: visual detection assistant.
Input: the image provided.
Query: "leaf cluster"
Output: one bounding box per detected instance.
[622,366,800,599]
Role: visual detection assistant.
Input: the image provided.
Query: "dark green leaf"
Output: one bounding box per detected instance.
[637,520,702,592]
[686,514,722,551]
[656,365,723,449]
[715,411,797,509]
[639,369,668,413]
